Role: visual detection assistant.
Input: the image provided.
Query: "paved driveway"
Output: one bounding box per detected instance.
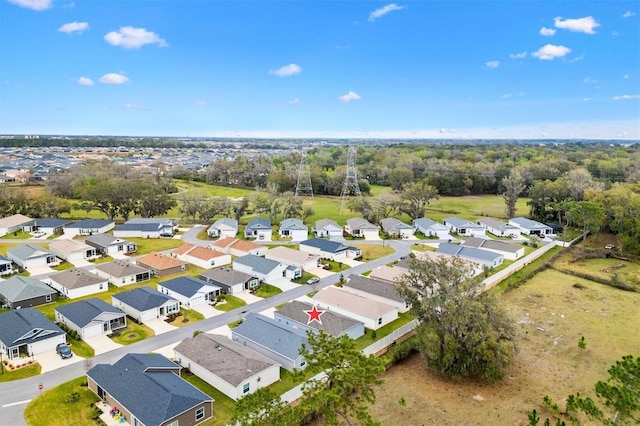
[26,265,56,275]
[192,303,223,319]
[307,266,335,278]
[266,278,300,292]
[35,348,85,374]
[233,291,263,304]
[85,334,124,355]
[146,318,178,335]
[71,259,92,267]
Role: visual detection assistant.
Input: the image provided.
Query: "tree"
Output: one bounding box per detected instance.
[300,205,315,223]
[232,197,249,222]
[566,201,606,258]
[198,197,230,222]
[398,179,439,220]
[397,256,516,382]
[179,195,205,222]
[136,185,177,218]
[232,387,296,426]
[500,167,527,219]
[565,168,602,201]
[387,166,414,192]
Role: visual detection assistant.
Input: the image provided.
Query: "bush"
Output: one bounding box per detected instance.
[65,392,81,403]
[384,337,418,368]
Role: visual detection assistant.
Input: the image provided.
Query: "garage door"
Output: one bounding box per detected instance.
[82,323,103,339]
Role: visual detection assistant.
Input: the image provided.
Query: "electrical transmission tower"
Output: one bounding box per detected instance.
[340,145,361,213]
[295,148,314,197]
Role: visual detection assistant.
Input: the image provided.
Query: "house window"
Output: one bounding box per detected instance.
[122,279,126,285]
[195,406,205,421]
[45,294,52,302]
[243,383,250,394]
[99,283,104,290]
[300,360,306,367]
[167,421,178,426]
[378,318,383,325]
[210,260,216,266]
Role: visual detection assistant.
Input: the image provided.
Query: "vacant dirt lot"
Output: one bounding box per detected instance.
[369,269,640,425]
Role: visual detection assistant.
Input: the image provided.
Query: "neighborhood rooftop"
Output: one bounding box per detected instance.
[49,268,105,289]
[277,300,361,336]
[55,298,123,328]
[233,313,311,361]
[159,276,220,297]
[113,287,177,311]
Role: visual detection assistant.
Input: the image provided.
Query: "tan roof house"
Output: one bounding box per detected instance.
[0,214,32,236]
[48,239,98,263]
[313,286,398,330]
[265,246,321,271]
[136,252,188,277]
[47,268,108,299]
[94,259,152,287]
[171,243,231,269]
[210,237,267,257]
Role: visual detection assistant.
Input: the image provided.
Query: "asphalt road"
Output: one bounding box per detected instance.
[0,227,412,425]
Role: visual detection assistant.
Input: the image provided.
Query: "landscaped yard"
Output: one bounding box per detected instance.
[0,230,31,239]
[255,283,282,298]
[181,372,234,426]
[0,361,41,382]
[67,334,95,358]
[352,244,395,261]
[168,308,205,327]
[51,261,74,271]
[109,321,154,345]
[125,237,183,254]
[214,295,247,312]
[24,377,100,426]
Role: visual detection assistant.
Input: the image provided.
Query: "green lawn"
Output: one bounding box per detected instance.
[110,321,155,345]
[67,335,95,358]
[214,295,247,312]
[268,367,317,397]
[490,246,563,293]
[425,195,530,223]
[353,311,415,351]
[24,377,100,426]
[255,283,283,298]
[168,308,205,327]
[0,362,41,382]
[51,261,74,271]
[294,271,318,284]
[0,230,31,239]
[320,259,350,272]
[173,180,253,198]
[125,237,183,254]
[181,373,234,426]
[90,255,113,264]
[0,242,29,256]
[352,244,395,261]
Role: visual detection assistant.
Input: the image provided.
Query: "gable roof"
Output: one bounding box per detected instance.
[346,217,378,230]
[136,252,188,270]
[510,217,552,230]
[345,275,405,303]
[279,218,307,230]
[87,353,212,426]
[159,276,220,298]
[113,287,178,311]
[437,243,503,262]
[413,217,449,230]
[229,239,263,252]
[0,214,32,228]
[276,300,362,336]
[66,219,113,229]
[369,265,408,283]
[476,217,519,230]
[95,259,150,278]
[48,239,93,255]
[25,218,72,228]
[114,222,163,232]
[300,238,350,253]
[315,219,341,230]
[0,308,64,347]
[246,218,271,230]
[85,233,132,247]
[233,313,310,361]
[0,254,10,263]
[462,237,523,253]
[55,298,124,328]
[313,286,397,319]
[49,268,106,289]
[444,217,483,229]
[267,246,319,264]
[380,217,412,231]
[126,218,174,226]
[211,236,236,249]
[174,333,278,386]
[233,255,282,275]
[211,218,238,230]
[7,244,52,260]
[199,267,256,285]
[173,243,226,261]
[0,276,56,302]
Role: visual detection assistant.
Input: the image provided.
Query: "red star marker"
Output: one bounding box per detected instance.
[305,304,325,325]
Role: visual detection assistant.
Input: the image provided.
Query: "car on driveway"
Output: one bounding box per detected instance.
[33,231,46,238]
[306,277,320,285]
[56,343,73,359]
[605,244,615,250]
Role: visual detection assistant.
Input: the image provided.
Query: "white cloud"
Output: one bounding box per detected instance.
[510,51,527,59]
[583,98,592,102]
[58,21,89,34]
[568,54,585,63]
[612,94,640,100]
[104,26,167,49]
[122,103,148,111]
[77,76,94,86]
[532,44,571,60]
[269,64,302,77]
[368,3,405,22]
[99,73,129,84]
[583,77,597,84]
[554,16,600,34]
[288,98,300,105]
[485,60,499,69]
[502,93,513,99]
[622,11,635,18]
[7,0,51,11]
[540,27,556,36]
[338,91,361,102]
[623,75,630,79]
[194,100,207,106]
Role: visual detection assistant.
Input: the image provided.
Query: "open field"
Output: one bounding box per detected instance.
[554,247,640,286]
[369,269,640,425]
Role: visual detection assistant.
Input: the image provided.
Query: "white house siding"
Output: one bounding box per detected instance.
[229,247,267,257]
[285,229,308,241]
[362,229,379,239]
[111,301,157,323]
[231,333,303,371]
[49,281,107,300]
[17,256,57,269]
[313,302,398,331]
[64,224,114,237]
[298,245,347,262]
[157,286,205,309]
[29,334,66,356]
[183,254,232,270]
[113,229,161,239]
[340,287,409,314]
[478,247,524,261]
[233,263,287,283]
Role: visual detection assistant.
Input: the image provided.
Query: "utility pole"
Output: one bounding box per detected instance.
[295,148,313,197]
[340,145,361,214]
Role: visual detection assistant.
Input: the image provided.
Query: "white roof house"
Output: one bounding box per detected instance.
[443,217,486,237]
[476,217,520,238]
[509,217,553,236]
[413,217,451,239]
[314,219,343,238]
[47,268,109,299]
[207,218,238,238]
[278,218,308,241]
[265,246,321,272]
[48,239,98,263]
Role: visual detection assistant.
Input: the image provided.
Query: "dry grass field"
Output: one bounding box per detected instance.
[369,269,640,426]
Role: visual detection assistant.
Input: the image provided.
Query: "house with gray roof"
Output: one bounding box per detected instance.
[64,219,114,237]
[462,237,525,260]
[345,217,379,239]
[87,353,213,426]
[509,217,553,237]
[413,217,451,239]
[113,221,170,239]
[21,218,72,235]
[233,254,297,282]
[232,313,311,371]
[244,218,272,241]
[380,218,415,239]
[299,238,361,261]
[274,300,365,339]
[199,267,260,294]
[437,242,504,269]
[0,308,66,361]
[112,287,180,324]
[0,214,32,237]
[157,276,221,309]
[174,333,281,400]
[55,298,126,340]
[207,218,238,238]
[85,233,137,256]
[47,268,108,299]
[314,219,343,239]
[6,244,59,269]
[343,275,409,313]
[0,276,57,309]
[443,217,486,237]
[0,254,13,276]
[94,259,151,287]
[278,218,308,241]
[476,217,521,238]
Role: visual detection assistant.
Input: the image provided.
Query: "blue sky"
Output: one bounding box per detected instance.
[1,0,639,139]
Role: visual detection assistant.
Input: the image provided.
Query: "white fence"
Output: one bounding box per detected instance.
[362,320,419,356]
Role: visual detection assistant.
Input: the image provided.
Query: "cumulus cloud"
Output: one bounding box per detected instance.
[540,27,556,36]
[554,16,600,34]
[77,76,94,86]
[99,73,129,84]
[122,103,148,111]
[485,60,499,69]
[338,91,361,102]
[622,11,635,18]
[368,3,405,22]
[532,44,571,60]
[7,0,51,11]
[58,21,88,34]
[104,26,167,49]
[510,51,527,59]
[194,100,207,106]
[613,94,640,100]
[288,98,300,105]
[269,64,302,77]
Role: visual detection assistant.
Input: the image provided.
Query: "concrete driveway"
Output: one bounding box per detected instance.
[35,348,85,374]
[192,303,224,319]
[26,265,56,275]
[266,278,300,292]
[85,334,124,355]
[341,258,363,267]
[233,291,263,304]
[146,318,178,335]
[307,266,335,279]
[71,259,92,267]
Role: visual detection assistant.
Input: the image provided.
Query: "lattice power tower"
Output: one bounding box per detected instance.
[340,145,361,213]
[295,148,314,197]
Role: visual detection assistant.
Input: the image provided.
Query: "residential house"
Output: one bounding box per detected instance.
[126,218,174,235]
[476,217,521,238]
[47,268,108,299]
[63,219,114,237]
[299,238,361,261]
[232,313,311,371]
[6,244,59,269]
[157,276,221,309]
[0,308,66,361]
[413,217,451,239]
[207,218,238,238]
[314,219,343,239]
[210,237,268,257]
[199,267,260,294]
[368,265,408,284]
[233,254,299,282]
[274,300,365,339]
[343,275,409,313]
[278,218,308,241]
[113,219,173,239]
[0,276,57,309]
[136,252,188,277]
[94,259,152,287]
[265,246,321,272]
[112,287,180,324]
[48,239,98,263]
[509,217,553,237]
[174,333,280,401]
[55,298,126,340]
[0,214,32,237]
[443,217,486,237]
[461,237,525,260]
[407,250,485,277]
[85,233,137,256]
[171,243,231,269]
[21,218,72,235]
[244,218,272,241]
[0,254,14,276]
[380,218,415,239]
[437,242,504,269]
[87,353,213,426]
[312,286,398,331]
[345,217,379,239]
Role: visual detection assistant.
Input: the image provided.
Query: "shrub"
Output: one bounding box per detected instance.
[65,392,81,403]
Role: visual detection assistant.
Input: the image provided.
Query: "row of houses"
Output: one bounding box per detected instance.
[415,216,555,239]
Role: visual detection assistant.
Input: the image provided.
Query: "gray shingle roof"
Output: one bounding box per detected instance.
[510,217,552,230]
[6,244,51,260]
[413,217,449,230]
[437,243,503,263]
[49,268,105,289]
[380,217,412,231]
[95,259,150,278]
[315,219,341,230]
[0,276,56,302]
[279,218,307,230]
[66,219,113,229]
[85,233,124,247]
[211,218,238,230]
[476,217,518,230]
[462,237,522,253]
[114,223,163,232]
[87,353,212,426]
[199,267,255,286]
[276,300,362,337]
[0,308,64,347]
[345,275,405,303]
[233,255,282,275]
[233,313,311,361]
[55,298,124,328]
[113,287,178,311]
[444,217,483,229]
[347,217,378,230]
[25,218,72,228]
[246,218,271,230]
[159,276,220,298]
[300,238,350,253]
